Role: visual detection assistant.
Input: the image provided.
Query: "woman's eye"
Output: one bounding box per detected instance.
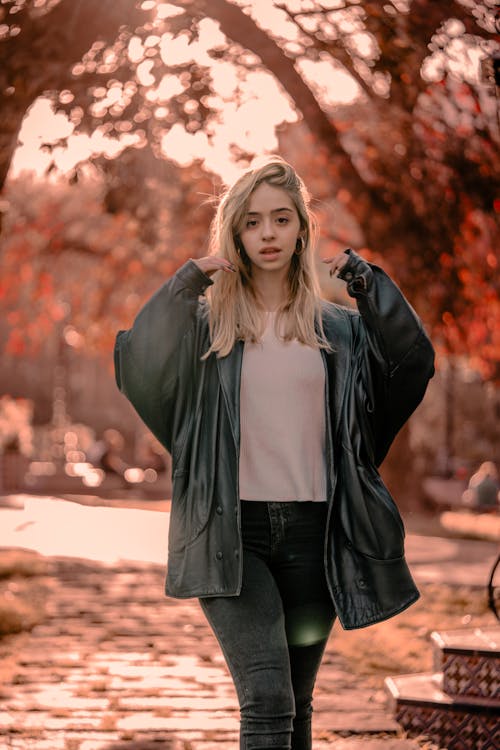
[246,219,258,228]
[277,217,289,224]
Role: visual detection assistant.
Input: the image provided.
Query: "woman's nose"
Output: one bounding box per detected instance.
[261,219,275,239]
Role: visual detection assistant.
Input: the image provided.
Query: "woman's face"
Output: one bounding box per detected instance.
[238,182,302,276]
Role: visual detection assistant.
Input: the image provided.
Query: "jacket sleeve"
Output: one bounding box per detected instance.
[337,248,435,465]
[113,259,213,450]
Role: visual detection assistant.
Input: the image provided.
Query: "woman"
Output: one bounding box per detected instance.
[114,157,435,750]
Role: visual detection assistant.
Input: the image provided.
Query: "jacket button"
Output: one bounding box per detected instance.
[216,506,223,515]
[357,578,367,589]
[345,540,353,550]
[234,550,240,558]
[344,271,353,281]
[216,551,223,560]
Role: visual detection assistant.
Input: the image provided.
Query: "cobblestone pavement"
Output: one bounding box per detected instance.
[0,556,423,750]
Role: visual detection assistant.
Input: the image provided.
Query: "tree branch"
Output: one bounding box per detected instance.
[0,0,146,189]
[274,2,373,99]
[177,0,370,201]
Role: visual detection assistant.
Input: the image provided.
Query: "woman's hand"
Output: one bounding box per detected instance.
[322,252,350,278]
[192,256,236,277]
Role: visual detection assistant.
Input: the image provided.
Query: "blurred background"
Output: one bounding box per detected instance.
[0,0,498,517]
[0,4,499,748]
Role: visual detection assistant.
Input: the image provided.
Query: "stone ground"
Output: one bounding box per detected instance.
[2,494,497,750]
[0,555,425,750]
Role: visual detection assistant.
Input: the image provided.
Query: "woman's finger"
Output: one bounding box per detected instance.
[193,257,236,276]
[322,254,349,277]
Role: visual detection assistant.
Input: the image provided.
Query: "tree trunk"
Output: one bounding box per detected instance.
[0,101,28,191]
[194,0,369,201]
[185,0,426,256]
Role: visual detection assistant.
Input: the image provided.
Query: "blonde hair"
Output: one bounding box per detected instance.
[202,156,332,359]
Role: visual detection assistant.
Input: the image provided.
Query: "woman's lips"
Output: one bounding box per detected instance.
[260,248,281,258]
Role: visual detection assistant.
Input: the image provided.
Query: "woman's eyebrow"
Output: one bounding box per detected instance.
[246,207,294,216]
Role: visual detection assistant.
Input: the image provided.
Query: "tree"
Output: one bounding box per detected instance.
[1,0,499,379]
[0,161,216,357]
[0,0,145,189]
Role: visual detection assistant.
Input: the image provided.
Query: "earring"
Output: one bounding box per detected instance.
[295,236,305,255]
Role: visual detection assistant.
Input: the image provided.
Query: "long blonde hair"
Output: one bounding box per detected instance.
[202,156,332,359]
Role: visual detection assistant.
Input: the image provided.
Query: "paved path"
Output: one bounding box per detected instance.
[1,556,420,750]
[1,494,498,750]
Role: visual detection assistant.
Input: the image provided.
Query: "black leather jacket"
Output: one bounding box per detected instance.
[114,249,435,629]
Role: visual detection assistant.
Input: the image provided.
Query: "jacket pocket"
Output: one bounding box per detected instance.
[168,470,188,554]
[364,466,405,536]
[339,462,405,561]
[168,468,214,552]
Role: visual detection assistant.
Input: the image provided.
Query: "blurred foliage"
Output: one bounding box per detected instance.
[0,162,216,358]
[0,548,50,580]
[0,0,499,379]
[0,550,50,638]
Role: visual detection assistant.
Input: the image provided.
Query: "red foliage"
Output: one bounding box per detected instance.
[0,167,215,366]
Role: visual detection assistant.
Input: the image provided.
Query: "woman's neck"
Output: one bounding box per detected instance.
[252,270,289,312]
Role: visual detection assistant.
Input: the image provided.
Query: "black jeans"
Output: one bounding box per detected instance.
[199,500,337,750]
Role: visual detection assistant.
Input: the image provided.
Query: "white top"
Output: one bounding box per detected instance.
[239,312,327,502]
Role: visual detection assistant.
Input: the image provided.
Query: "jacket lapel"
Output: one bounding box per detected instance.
[320,305,351,443]
[216,339,244,448]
